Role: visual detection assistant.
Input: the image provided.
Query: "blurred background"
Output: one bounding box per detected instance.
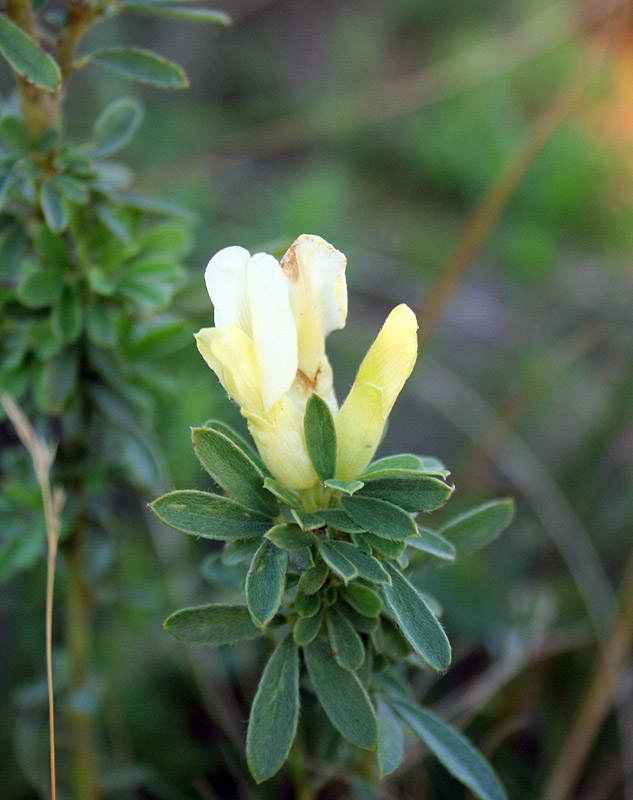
[2,0,633,797]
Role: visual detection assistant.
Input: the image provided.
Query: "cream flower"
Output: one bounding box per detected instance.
[195,235,347,490]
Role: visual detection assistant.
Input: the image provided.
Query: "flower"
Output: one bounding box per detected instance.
[195,235,347,490]
[195,234,418,491]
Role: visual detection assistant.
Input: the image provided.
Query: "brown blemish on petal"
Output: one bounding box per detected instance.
[280,241,299,282]
[295,368,316,394]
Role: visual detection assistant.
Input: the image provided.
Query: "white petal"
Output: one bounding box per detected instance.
[280,234,347,382]
[204,246,252,331]
[247,253,298,409]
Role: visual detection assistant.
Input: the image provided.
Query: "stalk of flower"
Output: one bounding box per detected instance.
[195,234,418,494]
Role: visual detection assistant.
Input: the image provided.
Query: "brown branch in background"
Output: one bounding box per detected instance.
[140,0,627,189]
[1,393,65,800]
[542,546,633,800]
[415,73,585,349]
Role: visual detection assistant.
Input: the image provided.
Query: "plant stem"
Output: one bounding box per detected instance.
[5,0,59,138]
[66,529,101,800]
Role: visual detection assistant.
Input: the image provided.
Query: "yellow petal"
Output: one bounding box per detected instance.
[336,304,418,480]
[281,234,347,385]
[195,325,263,414]
[245,397,318,490]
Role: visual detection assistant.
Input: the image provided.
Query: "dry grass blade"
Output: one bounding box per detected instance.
[1,393,64,800]
[542,547,633,800]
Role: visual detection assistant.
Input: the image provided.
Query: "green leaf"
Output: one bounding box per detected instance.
[342,496,417,540]
[324,541,391,585]
[39,347,78,411]
[303,637,377,749]
[263,476,301,508]
[265,523,316,550]
[298,560,329,595]
[324,478,364,495]
[0,16,60,90]
[353,532,406,559]
[376,698,404,777]
[359,470,453,513]
[246,541,287,628]
[115,192,195,221]
[87,267,116,296]
[246,636,299,783]
[95,204,131,241]
[51,286,82,343]
[0,116,30,153]
[118,275,171,307]
[392,700,508,800]
[0,172,16,210]
[291,509,325,530]
[222,538,259,565]
[362,453,450,479]
[17,269,63,308]
[89,97,143,158]
[287,546,314,571]
[440,499,515,558]
[201,419,260,458]
[127,320,190,360]
[293,610,322,645]
[151,490,271,540]
[294,590,320,618]
[40,183,68,232]
[164,603,262,645]
[51,174,88,204]
[319,541,357,584]
[88,47,188,89]
[327,606,364,671]
[122,4,231,23]
[341,583,382,617]
[383,563,451,671]
[192,426,277,516]
[304,393,337,480]
[408,527,456,562]
[318,508,366,533]
[338,602,380,634]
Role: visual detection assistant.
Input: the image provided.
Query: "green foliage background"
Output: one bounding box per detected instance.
[1,0,632,798]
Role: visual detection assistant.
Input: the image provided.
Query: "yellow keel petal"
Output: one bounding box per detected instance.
[336,304,418,480]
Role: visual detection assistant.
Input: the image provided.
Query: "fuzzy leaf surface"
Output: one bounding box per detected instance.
[377,698,404,776]
[0,16,60,90]
[247,636,299,783]
[303,637,377,749]
[192,427,276,515]
[392,700,508,800]
[359,470,453,513]
[342,496,417,540]
[304,393,337,480]
[440,499,515,558]
[151,490,271,539]
[246,541,287,627]
[383,562,451,671]
[89,47,188,88]
[164,604,262,645]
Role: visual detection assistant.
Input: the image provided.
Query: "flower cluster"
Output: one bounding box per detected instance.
[195,234,418,490]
